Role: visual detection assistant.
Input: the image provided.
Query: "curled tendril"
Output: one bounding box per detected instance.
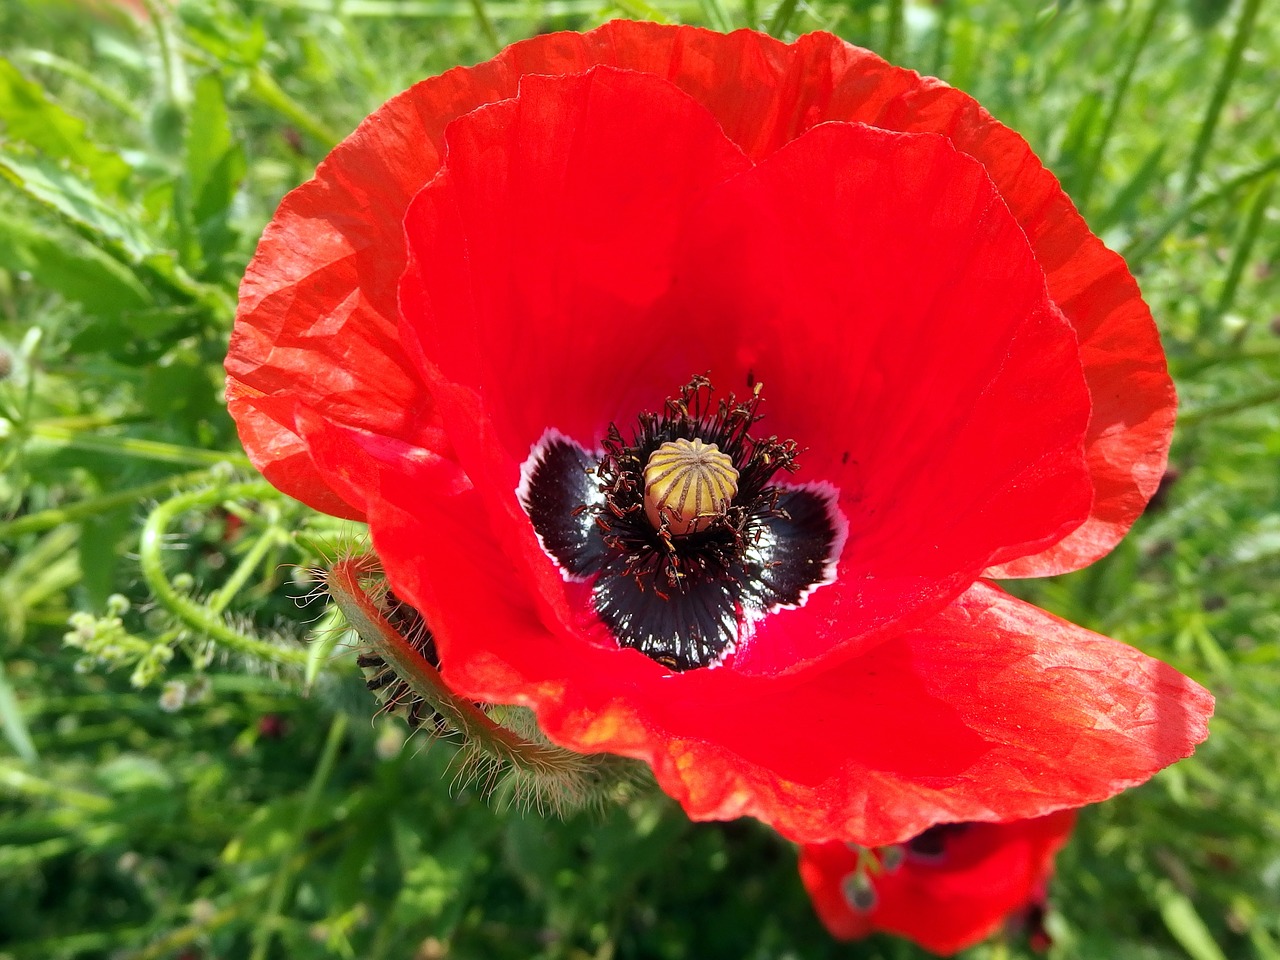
[138,480,307,666]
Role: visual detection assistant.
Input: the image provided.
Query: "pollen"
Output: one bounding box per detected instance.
[643,438,739,536]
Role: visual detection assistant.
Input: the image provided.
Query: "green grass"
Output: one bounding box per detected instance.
[1,0,1278,957]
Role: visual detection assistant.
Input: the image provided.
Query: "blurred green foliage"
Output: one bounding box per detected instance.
[0,0,1278,957]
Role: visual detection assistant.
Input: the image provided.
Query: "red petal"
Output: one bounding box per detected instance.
[225,382,362,519]
[399,73,1093,676]
[399,66,753,451]
[397,66,755,638]
[800,810,1077,953]
[589,24,1175,573]
[354,415,1210,843]
[231,22,1169,559]
[665,120,1093,672]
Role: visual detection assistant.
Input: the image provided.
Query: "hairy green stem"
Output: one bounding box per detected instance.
[247,69,343,147]
[327,557,588,775]
[139,483,307,666]
[206,525,288,616]
[766,0,799,37]
[1214,174,1276,342]
[884,0,904,63]
[467,0,502,53]
[0,762,111,813]
[1124,153,1280,265]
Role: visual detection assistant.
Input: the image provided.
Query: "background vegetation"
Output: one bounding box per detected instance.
[1,0,1277,957]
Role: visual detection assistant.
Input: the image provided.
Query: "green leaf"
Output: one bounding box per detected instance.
[0,660,38,763]
[78,509,131,611]
[0,146,235,317]
[1156,881,1230,960]
[185,73,245,264]
[0,146,152,260]
[0,213,150,320]
[0,57,130,195]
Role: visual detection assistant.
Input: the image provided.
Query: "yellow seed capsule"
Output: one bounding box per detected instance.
[643,438,739,536]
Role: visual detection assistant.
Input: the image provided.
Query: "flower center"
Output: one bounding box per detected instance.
[643,438,739,536]
[518,375,846,671]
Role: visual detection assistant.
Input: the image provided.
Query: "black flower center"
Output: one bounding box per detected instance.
[518,376,845,671]
[904,822,973,863]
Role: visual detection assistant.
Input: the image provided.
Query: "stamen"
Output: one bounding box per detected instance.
[643,438,739,536]
[518,375,844,671]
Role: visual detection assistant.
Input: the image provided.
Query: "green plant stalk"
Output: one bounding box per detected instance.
[467,0,502,53]
[140,483,308,666]
[1213,174,1276,341]
[0,468,215,539]
[27,423,252,469]
[16,51,145,120]
[327,556,591,774]
[0,762,111,813]
[246,69,343,147]
[606,0,672,24]
[0,660,38,763]
[929,0,952,78]
[1178,343,1280,379]
[696,0,732,34]
[1181,0,1263,197]
[884,0,904,64]
[206,525,288,616]
[1125,153,1280,264]
[1179,384,1280,426]
[766,0,799,38]
[1075,0,1161,211]
[249,711,348,960]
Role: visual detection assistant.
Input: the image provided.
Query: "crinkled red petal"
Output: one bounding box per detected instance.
[799,810,1077,953]
[231,21,1170,568]
[667,120,1093,671]
[557,22,1175,575]
[399,68,1092,675]
[396,66,758,642]
[225,382,362,519]
[342,405,1210,843]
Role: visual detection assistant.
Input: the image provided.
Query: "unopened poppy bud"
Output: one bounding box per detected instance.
[643,438,738,536]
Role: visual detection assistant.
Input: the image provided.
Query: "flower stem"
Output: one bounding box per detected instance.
[0,467,215,539]
[26,423,252,469]
[766,0,799,38]
[1124,153,1280,265]
[206,524,289,616]
[466,0,501,55]
[249,711,348,960]
[1180,0,1263,197]
[326,557,590,776]
[884,0,904,64]
[1075,0,1162,212]
[246,69,344,147]
[1180,384,1280,426]
[139,483,308,666]
[1205,173,1276,341]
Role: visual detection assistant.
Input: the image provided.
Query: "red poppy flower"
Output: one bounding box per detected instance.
[799,810,1077,954]
[226,22,1212,844]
